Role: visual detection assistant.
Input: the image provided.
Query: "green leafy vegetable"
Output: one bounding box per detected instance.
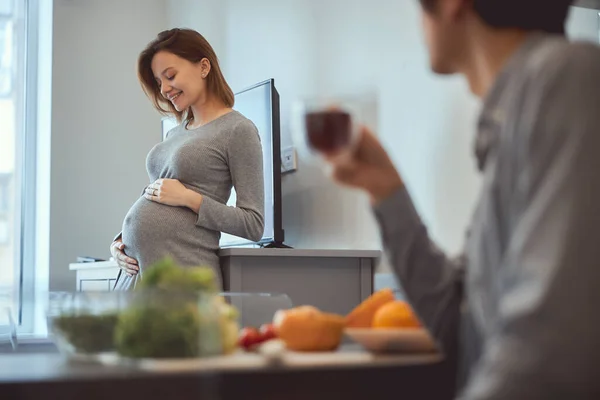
[53,313,118,353]
[114,257,222,358]
[137,257,217,293]
[115,301,201,359]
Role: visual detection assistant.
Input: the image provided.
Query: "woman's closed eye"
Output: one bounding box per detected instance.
[155,75,175,87]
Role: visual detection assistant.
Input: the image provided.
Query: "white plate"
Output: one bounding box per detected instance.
[345,328,437,354]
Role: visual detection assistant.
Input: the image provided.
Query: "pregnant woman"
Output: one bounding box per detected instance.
[110,29,265,290]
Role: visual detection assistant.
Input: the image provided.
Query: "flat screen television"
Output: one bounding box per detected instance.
[161,78,286,248]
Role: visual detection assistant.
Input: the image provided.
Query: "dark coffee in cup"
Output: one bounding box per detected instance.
[305,110,352,153]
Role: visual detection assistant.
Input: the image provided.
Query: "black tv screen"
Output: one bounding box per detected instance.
[161,78,285,248]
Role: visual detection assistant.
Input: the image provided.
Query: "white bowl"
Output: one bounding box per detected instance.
[345,328,437,354]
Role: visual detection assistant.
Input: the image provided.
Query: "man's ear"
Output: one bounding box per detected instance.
[446,0,472,22]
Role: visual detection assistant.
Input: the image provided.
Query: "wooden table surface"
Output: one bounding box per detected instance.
[0,344,456,400]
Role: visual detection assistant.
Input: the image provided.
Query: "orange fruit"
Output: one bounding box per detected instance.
[372,301,421,329]
[345,288,396,328]
[274,306,346,352]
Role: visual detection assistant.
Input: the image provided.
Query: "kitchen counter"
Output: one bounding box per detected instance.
[0,345,455,400]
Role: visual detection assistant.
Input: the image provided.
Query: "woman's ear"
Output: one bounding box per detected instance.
[200,58,211,78]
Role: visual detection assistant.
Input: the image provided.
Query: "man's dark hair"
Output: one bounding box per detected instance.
[420,0,574,34]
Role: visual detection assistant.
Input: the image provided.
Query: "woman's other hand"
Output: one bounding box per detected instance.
[325,126,404,204]
[110,239,139,277]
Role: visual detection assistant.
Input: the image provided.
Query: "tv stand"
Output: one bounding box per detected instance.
[219,248,380,321]
[263,241,293,249]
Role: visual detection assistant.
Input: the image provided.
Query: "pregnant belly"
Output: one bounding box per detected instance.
[120,197,219,269]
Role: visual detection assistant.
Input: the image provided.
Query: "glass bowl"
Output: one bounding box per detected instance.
[46,291,122,360]
[47,289,227,361]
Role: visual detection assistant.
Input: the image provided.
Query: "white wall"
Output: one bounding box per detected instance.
[165,0,227,61]
[301,0,481,259]
[50,0,167,290]
[221,0,349,250]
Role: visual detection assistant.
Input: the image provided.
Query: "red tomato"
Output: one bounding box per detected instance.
[259,323,277,341]
[238,327,261,349]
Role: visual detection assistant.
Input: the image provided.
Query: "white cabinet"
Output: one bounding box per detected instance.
[69,261,120,292]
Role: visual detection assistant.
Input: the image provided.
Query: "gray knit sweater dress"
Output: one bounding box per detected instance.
[114,111,265,290]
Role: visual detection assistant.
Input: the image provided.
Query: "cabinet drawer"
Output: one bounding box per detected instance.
[80,279,111,292]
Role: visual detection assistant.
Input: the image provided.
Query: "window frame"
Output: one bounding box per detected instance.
[12,0,39,335]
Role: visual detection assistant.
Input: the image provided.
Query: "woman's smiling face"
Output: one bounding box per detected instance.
[151,50,210,112]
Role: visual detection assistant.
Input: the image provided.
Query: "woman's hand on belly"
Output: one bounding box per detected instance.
[144,178,203,212]
[110,239,139,277]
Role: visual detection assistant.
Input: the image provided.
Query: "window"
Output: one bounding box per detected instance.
[0,0,39,336]
[0,18,13,96]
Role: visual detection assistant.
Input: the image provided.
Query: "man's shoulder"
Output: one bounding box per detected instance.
[523,36,600,85]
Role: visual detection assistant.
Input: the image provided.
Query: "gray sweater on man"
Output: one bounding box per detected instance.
[374,33,600,399]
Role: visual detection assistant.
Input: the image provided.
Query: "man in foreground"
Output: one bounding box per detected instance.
[326,0,600,398]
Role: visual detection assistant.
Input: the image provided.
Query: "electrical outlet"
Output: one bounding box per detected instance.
[281,146,297,174]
